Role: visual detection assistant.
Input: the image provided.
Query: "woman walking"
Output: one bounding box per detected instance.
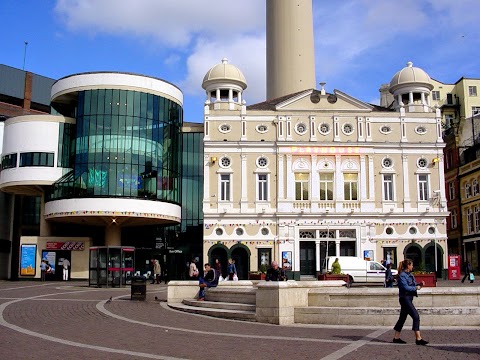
[392,259,428,345]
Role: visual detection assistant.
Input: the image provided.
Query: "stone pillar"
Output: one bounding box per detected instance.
[256,281,308,325]
[39,193,51,237]
[105,224,121,246]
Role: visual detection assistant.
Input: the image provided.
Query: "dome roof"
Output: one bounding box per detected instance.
[202,58,247,90]
[389,62,433,93]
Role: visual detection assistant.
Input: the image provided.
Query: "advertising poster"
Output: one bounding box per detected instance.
[20,244,37,276]
[363,250,374,261]
[42,251,56,274]
[282,251,292,270]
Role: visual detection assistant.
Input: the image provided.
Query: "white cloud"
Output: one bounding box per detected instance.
[54,0,264,47]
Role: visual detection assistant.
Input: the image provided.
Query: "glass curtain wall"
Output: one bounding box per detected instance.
[49,89,182,204]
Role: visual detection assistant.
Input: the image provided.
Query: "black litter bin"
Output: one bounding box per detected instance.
[131,276,147,300]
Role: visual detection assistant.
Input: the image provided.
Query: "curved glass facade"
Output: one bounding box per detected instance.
[49,89,182,204]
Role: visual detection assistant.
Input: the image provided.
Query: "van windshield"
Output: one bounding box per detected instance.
[369,262,384,270]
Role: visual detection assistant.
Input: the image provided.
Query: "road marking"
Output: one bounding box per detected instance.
[0,289,188,360]
[0,283,55,291]
[320,328,389,360]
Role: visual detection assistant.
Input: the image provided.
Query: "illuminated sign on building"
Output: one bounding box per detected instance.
[288,146,363,154]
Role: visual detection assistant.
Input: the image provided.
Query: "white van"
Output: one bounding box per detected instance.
[323,256,397,284]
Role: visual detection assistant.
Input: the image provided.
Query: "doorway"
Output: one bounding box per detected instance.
[231,246,249,280]
[300,241,316,275]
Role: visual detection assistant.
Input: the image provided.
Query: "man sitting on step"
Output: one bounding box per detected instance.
[198,263,219,300]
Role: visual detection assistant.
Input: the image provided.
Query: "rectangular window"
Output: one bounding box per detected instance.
[473,107,480,116]
[432,91,440,101]
[475,206,480,232]
[445,114,454,129]
[383,174,394,201]
[19,152,55,167]
[446,93,453,105]
[258,174,268,201]
[469,86,477,97]
[343,173,358,201]
[448,181,455,200]
[220,174,230,201]
[319,173,334,200]
[418,174,429,201]
[445,149,453,170]
[451,209,457,229]
[1,153,17,170]
[295,173,309,201]
[467,208,474,234]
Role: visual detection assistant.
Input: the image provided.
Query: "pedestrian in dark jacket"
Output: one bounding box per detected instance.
[266,261,287,281]
[198,264,218,300]
[385,263,394,288]
[461,261,474,283]
[392,259,428,346]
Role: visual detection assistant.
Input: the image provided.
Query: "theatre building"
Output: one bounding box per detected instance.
[201,0,448,280]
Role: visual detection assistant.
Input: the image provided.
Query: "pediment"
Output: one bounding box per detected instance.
[275,89,374,112]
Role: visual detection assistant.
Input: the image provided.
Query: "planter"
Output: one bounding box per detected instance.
[248,273,266,280]
[412,273,437,287]
[318,273,350,283]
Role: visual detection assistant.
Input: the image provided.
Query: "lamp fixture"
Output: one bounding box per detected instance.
[211,156,217,164]
[432,157,439,164]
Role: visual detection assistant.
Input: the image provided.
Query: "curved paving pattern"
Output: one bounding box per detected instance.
[0,281,479,360]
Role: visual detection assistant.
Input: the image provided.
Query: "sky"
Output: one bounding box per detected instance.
[2,0,480,123]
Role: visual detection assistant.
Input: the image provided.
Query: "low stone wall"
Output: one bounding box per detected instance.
[255,281,346,325]
[166,281,480,327]
[167,280,255,303]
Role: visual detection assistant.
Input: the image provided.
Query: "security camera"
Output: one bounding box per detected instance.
[433,190,441,194]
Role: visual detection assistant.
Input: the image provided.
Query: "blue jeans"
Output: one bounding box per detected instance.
[198,278,216,298]
[394,296,420,331]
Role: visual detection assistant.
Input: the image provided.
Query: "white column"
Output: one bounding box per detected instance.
[360,155,367,201]
[216,89,220,102]
[402,155,411,210]
[311,155,319,201]
[409,92,413,105]
[335,155,343,201]
[241,154,248,208]
[315,240,321,273]
[286,154,294,200]
[368,155,375,200]
[278,154,285,200]
[228,89,233,102]
[421,92,426,105]
[335,241,341,257]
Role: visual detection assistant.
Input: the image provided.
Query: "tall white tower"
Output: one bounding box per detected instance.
[266,0,316,100]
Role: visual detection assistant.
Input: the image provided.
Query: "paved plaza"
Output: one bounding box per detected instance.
[0,280,479,360]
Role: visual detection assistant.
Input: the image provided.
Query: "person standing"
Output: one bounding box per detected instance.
[392,259,428,345]
[189,258,199,279]
[461,261,474,283]
[62,258,71,281]
[153,259,161,284]
[227,258,237,280]
[384,263,394,288]
[214,258,222,278]
[40,259,47,282]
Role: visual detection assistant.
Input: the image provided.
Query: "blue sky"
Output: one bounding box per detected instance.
[2,0,480,123]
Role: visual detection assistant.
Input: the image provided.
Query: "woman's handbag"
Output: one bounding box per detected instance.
[469,273,475,281]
